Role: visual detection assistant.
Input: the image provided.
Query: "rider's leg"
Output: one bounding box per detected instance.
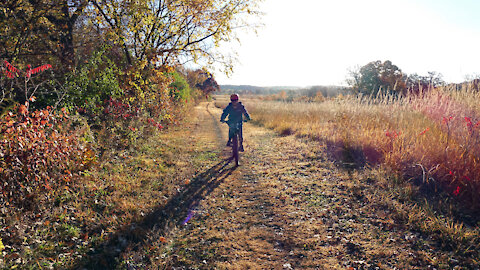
[227,126,234,146]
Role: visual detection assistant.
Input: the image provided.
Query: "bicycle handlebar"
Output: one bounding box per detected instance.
[220,119,251,123]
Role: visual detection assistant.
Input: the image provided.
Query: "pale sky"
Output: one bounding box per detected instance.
[215,0,480,87]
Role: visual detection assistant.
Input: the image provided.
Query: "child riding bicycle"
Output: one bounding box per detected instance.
[220,93,251,152]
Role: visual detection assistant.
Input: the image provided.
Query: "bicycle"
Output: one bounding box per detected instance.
[222,120,247,166]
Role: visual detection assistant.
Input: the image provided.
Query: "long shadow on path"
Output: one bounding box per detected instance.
[72,158,236,269]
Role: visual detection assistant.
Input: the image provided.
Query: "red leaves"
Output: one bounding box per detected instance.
[147,118,163,130]
[465,116,472,126]
[464,116,480,131]
[2,60,20,78]
[453,186,461,196]
[0,106,87,207]
[103,98,135,120]
[26,64,52,78]
[4,70,15,79]
[385,130,400,138]
[4,60,19,73]
[442,116,453,125]
[418,127,429,136]
[1,60,52,79]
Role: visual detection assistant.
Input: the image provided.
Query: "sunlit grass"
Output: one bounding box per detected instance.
[212,89,480,262]
[217,85,480,207]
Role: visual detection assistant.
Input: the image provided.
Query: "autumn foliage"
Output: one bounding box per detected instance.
[1,60,52,79]
[0,103,91,208]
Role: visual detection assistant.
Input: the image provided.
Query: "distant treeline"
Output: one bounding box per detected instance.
[219,84,352,97]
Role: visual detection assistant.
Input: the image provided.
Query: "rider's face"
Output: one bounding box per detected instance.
[232,99,238,104]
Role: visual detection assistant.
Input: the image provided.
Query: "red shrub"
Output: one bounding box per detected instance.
[0,104,90,207]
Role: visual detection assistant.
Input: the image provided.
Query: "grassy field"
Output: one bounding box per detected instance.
[215,86,480,263]
[217,85,480,208]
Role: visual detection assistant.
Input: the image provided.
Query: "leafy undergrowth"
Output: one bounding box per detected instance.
[0,104,90,209]
[0,105,201,269]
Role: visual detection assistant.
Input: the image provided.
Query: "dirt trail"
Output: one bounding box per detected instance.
[117,102,444,269]
[161,102,295,268]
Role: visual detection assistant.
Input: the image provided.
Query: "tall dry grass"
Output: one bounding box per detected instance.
[220,85,480,207]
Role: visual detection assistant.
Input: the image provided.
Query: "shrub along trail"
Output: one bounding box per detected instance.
[98,102,471,269]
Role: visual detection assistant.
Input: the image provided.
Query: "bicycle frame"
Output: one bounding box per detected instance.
[227,122,242,166]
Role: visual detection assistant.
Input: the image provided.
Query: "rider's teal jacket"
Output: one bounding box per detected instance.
[220,102,251,124]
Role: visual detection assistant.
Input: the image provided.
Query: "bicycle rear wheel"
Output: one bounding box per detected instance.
[232,132,239,166]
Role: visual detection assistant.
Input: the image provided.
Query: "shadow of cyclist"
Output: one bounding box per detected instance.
[72,158,236,269]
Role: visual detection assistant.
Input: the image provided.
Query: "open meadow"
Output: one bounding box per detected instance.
[215,85,480,265]
[217,85,480,208]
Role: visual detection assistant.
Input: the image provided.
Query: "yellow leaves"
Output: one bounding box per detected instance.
[91,0,261,70]
[0,237,4,252]
[164,66,175,73]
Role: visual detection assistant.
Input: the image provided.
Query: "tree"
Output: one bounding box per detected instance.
[1,0,261,110]
[348,60,406,95]
[405,71,444,93]
[1,0,261,72]
[89,0,261,70]
[194,71,220,96]
[0,0,88,70]
[40,0,89,70]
